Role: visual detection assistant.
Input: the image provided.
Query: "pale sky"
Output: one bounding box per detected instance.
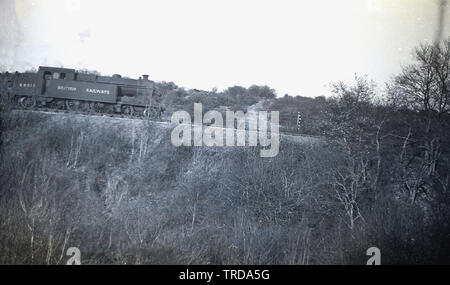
[1,0,449,97]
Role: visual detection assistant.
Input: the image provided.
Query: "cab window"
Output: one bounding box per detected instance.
[44,71,52,80]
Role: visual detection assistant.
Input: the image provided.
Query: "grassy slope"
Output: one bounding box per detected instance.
[1,110,331,265]
[1,110,446,264]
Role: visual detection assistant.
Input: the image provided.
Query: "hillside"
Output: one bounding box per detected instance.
[1,41,450,265]
[0,110,329,264]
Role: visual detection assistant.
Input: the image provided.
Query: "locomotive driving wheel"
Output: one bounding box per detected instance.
[143,106,159,119]
[121,105,134,116]
[91,102,104,113]
[19,97,36,109]
[66,100,80,111]
[66,100,90,112]
[143,107,151,118]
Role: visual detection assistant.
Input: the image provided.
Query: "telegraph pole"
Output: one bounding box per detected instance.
[297,112,302,132]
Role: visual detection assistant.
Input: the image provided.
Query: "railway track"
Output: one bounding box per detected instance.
[7,103,164,121]
[4,106,322,144]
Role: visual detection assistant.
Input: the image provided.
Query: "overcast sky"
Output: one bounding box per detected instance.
[0,0,449,97]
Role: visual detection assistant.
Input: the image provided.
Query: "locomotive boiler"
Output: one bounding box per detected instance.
[0,66,164,117]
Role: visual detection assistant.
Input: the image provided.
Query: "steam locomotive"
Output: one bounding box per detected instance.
[0,66,164,117]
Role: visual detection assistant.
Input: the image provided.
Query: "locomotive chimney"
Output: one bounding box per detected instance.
[142,75,149,81]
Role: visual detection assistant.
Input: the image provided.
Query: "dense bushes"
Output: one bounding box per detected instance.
[1,106,449,264]
[1,40,449,264]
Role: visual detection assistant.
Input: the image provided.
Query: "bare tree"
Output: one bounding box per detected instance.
[392,40,450,203]
[394,41,450,115]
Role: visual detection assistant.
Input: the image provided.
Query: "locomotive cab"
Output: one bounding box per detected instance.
[36,66,76,96]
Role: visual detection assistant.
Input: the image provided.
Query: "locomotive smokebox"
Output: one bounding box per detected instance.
[142,75,149,81]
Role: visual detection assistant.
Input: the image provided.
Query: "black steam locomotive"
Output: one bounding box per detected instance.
[0,66,164,117]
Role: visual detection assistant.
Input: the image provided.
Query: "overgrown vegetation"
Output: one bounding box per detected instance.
[0,41,449,264]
